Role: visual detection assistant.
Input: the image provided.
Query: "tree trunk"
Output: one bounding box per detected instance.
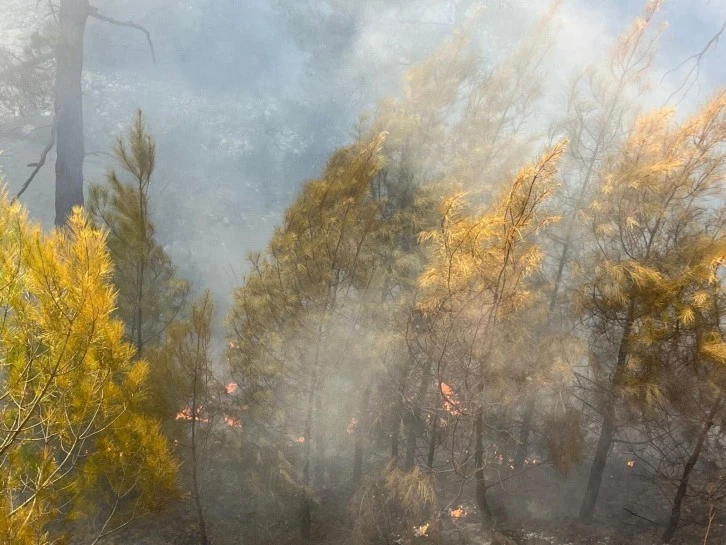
[404,415,418,470]
[191,420,209,545]
[55,0,89,226]
[474,406,492,523]
[661,396,723,543]
[391,420,400,461]
[405,358,433,469]
[426,415,437,470]
[300,367,317,540]
[578,401,615,520]
[313,388,326,489]
[352,385,372,483]
[190,360,209,545]
[579,305,634,520]
[513,396,535,471]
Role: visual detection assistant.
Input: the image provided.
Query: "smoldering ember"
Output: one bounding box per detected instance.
[1,1,725,544]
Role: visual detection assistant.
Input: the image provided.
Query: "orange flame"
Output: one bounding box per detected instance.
[346,417,359,435]
[175,406,209,423]
[627,460,635,468]
[224,415,242,429]
[413,523,429,537]
[449,507,467,520]
[226,383,238,395]
[440,383,462,416]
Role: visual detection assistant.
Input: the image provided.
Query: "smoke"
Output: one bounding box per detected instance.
[0,0,724,306]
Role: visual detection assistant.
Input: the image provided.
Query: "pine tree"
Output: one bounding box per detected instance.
[150,291,216,545]
[88,111,188,356]
[228,133,390,538]
[417,141,565,522]
[576,89,726,519]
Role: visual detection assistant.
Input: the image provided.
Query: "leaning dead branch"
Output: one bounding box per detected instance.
[13,117,57,202]
[88,7,156,64]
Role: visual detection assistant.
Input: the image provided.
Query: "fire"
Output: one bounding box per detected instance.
[224,415,242,429]
[413,523,429,537]
[295,436,305,443]
[627,460,636,468]
[225,382,238,395]
[440,382,462,416]
[449,507,467,520]
[175,406,209,423]
[346,417,359,435]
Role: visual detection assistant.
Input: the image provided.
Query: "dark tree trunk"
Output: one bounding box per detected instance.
[313,389,326,489]
[474,405,492,523]
[390,363,408,465]
[55,0,89,226]
[426,415,437,470]
[405,358,432,470]
[191,404,209,545]
[579,305,634,520]
[578,402,615,520]
[352,385,372,483]
[513,396,536,471]
[404,416,418,470]
[661,396,723,543]
[300,361,318,540]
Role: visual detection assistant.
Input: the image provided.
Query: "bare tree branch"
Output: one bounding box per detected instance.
[13,119,57,202]
[623,508,657,525]
[664,20,725,104]
[88,7,156,64]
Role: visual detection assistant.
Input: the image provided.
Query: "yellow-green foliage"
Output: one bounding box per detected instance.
[578,90,726,402]
[371,4,559,199]
[0,193,178,545]
[410,141,565,500]
[418,141,565,314]
[149,291,214,425]
[227,133,388,420]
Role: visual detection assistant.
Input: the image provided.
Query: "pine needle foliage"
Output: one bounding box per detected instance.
[351,462,436,545]
[227,133,394,535]
[0,192,178,545]
[88,111,188,354]
[576,88,726,519]
[415,141,565,517]
[0,28,56,115]
[578,90,726,400]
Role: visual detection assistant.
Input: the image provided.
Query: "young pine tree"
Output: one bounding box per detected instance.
[417,141,565,522]
[88,110,188,356]
[150,291,216,545]
[228,134,389,539]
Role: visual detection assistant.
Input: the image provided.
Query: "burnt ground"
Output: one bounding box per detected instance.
[88,453,725,545]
